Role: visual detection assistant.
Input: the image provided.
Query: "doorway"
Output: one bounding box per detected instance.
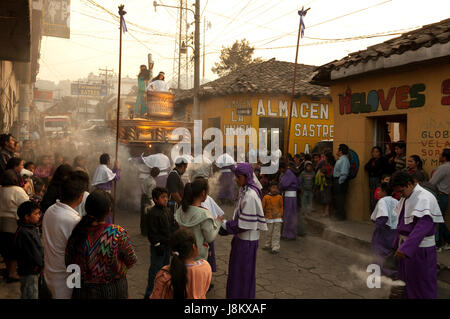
[259,117,285,156]
[373,114,407,155]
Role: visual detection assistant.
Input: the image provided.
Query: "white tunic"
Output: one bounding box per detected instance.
[92,164,116,186]
[370,196,399,229]
[42,201,81,299]
[393,184,444,225]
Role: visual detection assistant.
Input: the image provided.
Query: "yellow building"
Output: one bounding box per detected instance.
[312,18,450,221]
[175,59,331,156]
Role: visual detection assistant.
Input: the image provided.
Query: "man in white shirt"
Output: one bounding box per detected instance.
[42,172,86,299]
[146,71,170,92]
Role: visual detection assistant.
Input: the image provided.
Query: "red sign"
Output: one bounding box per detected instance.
[34,89,53,101]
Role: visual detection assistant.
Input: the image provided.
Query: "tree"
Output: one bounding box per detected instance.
[211,39,262,76]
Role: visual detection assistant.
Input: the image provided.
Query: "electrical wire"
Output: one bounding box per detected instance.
[255,0,394,48]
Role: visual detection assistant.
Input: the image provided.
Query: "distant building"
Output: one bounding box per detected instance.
[175,58,331,156]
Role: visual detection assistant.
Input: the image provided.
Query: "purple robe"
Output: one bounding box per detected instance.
[207,241,216,272]
[371,216,396,277]
[225,218,258,299]
[395,204,438,299]
[279,169,299,239]
[155,172,168,188]
[217,167,236,201]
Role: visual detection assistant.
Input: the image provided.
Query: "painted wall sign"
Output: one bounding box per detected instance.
[338,84,426,115]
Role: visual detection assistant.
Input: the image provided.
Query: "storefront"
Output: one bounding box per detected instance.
[176,59,332,156]
[312,18,450,221]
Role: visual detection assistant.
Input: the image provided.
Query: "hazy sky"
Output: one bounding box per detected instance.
[38,0,450,86]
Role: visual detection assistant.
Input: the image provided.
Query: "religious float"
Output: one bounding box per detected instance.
[106,73,193,157]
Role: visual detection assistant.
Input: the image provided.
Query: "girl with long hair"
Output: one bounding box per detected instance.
[174,178,222,261]
[406,154,429,181]
[65,189,137,299]
[151,228,212,299]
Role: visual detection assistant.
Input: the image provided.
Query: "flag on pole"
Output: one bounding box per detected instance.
[121,15,127,33]
[299,7,309,38]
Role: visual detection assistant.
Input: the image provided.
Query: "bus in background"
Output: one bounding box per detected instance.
[43,114,71,137]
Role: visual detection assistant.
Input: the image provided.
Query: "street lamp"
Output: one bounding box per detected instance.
[153,0,200,121]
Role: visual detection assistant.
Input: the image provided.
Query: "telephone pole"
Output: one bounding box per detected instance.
[178,0,183,89]
[99,67,113,95]
[193,0,200,120]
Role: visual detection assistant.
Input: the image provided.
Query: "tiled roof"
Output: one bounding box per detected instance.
[174,58,330,103]
[311,18,450,85]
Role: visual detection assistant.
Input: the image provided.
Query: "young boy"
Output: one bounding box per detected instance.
[14,201,44,299]
[140,167,160,236]
[144,187,179,299]
[370,182,398,278]
[299,161,315,217]
[262,182,284,254]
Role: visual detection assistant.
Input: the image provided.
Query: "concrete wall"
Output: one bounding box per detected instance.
[330,60,450,221]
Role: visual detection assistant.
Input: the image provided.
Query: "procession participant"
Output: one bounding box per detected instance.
[390,171,444,299]
[92,153,120,224]
[166,157,188,215]
[42,172,85,299]
[370,182,398,278]
[146,71,170,92]
[279,161,300,240]
[219,163,267,299]
[66,190,137,299]
[144,187,178,299]
[151,229,212,299]
[215,153,236,205]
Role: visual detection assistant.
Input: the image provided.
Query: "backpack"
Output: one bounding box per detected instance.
[347,149,360,180]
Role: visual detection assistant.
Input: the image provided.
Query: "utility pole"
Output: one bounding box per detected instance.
[193,0,200,120]
[286,6,310,160]
[203,16,206,81]
[99,67,113,96]
[178,0,183,89]
[114,4,126,224]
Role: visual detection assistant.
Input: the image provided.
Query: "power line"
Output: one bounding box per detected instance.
[254,0,394,47]
[206,0,256,46]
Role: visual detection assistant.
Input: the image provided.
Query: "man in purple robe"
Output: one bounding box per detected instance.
[279,162,299,240]
[390,171,444,299]
[220,163,267,299]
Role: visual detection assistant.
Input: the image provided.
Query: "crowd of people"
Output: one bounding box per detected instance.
[1,130,449,299]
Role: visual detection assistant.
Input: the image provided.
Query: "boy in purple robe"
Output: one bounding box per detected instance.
[370,182,398,278]
[91,153,120,224]
[390,171,444,299]
[220,163,267,299]
[279,162,299,240]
